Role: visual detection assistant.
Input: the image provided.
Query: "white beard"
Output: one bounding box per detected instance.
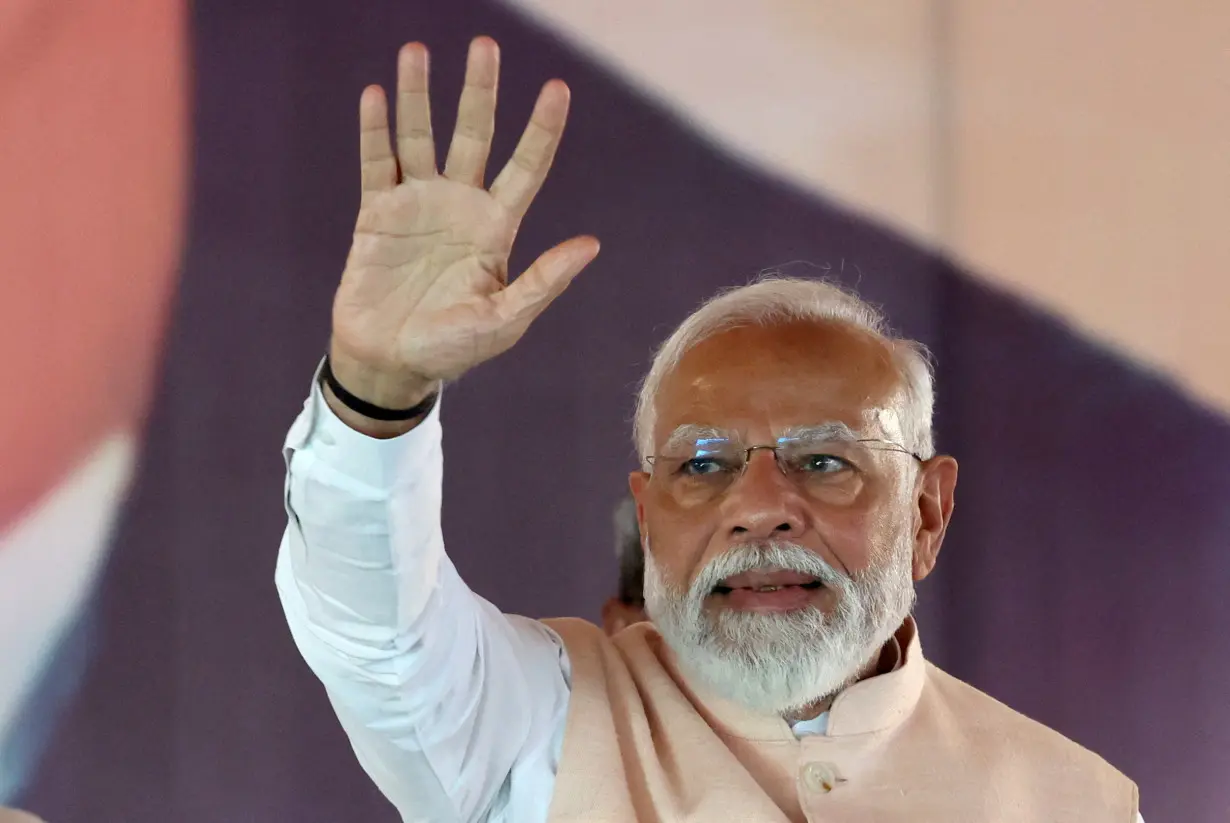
[643,536,916,716]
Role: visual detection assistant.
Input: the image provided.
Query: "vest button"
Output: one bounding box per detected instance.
[802,761,843,793]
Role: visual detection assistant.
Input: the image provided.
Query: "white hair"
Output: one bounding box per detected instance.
[643,537,916,715]
[633,276,935,460]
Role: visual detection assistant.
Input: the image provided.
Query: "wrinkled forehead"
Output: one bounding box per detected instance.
[652,320,905,449]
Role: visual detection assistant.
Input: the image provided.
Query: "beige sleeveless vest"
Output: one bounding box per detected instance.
[0,809,45,823]
[542,618,1137,822]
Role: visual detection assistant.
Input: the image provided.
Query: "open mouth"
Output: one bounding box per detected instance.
[711,570,824,596]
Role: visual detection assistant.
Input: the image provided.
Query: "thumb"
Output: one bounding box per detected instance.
[496,235,600,326]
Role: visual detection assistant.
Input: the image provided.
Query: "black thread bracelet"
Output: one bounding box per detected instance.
[321,355,438,421]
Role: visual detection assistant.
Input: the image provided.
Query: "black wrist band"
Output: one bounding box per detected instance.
[320,355,438,421]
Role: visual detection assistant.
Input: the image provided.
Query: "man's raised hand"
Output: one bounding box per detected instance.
[328,37,599,422]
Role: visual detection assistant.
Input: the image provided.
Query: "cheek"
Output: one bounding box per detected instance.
[811,495,909,574]
[641,499,714,591]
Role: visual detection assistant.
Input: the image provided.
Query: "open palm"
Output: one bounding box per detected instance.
[331,38,599,398]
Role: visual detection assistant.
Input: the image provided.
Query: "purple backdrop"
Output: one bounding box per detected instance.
[17,1,1230,821]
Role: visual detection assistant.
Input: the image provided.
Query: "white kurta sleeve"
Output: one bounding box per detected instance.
[276,378,569,822]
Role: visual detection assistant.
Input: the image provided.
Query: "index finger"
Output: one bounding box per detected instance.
[489,80,570,221]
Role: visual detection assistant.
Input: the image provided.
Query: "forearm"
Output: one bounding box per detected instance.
[279,375,446,640]
[275,374,569,820]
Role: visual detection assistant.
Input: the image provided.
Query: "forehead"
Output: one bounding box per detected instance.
[653,320,902,443]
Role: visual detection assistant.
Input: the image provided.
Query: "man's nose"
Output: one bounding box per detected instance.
[721,449,807,540]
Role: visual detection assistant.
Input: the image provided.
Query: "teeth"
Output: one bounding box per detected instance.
[756,586,782,592]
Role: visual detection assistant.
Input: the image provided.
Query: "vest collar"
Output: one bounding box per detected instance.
[825,617,925,736]
[660,617,926,741]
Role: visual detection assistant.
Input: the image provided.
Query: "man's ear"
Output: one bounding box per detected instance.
[629,470,653,543]
[913,456,957,581]
[629,470,648,517]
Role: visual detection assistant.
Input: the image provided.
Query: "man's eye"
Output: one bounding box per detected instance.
[798,454,852,474]
[680,456,733,476]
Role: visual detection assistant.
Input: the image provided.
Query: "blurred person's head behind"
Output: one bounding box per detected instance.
[602,497,647,636]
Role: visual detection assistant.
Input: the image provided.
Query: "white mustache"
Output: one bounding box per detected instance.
[645,535,916,715]
[687,542,851,601]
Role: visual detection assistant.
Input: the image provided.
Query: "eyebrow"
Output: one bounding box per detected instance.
[660,425,730,454]
[658,421,862,453]
[776,423,861,443]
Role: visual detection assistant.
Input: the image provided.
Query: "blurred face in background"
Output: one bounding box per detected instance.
[0,0,185,798]
[602,497,648,636]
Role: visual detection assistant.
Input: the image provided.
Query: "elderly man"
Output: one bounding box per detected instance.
[277,38,1141,822]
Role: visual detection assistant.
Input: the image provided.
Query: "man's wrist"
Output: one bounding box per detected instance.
[322,356,437,419]
[320,379,434,439]
[320,347,441,438]
[326,345,439,408]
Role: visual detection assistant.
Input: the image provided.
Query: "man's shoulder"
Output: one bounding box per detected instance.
[541,617,664,679]
[922,661,1131,779]
[542,617,656,649]
[0,809,46,823]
